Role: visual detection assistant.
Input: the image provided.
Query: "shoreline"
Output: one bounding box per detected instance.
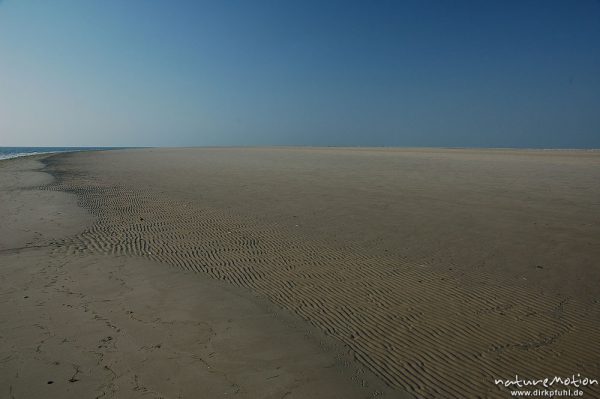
[2,145,599,162]
[0,147,127,162]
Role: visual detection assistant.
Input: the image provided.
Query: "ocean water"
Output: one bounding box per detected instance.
[0,147,118,161]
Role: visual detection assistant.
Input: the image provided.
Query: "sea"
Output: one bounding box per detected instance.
[0,147,119,161]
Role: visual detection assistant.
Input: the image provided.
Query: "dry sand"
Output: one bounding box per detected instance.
[2,148,600,398]
[0,155,392,399]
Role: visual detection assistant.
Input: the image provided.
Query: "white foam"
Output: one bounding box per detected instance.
[0,151,59,161]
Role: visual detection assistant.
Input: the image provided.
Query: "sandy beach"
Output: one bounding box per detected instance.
[0,154,393,399]
[2,148,599,398]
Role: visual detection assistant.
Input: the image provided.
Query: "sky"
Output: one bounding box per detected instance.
[0,1,599,148]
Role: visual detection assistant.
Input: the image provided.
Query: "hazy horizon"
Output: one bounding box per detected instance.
[2,145,600,151]
[1,1,599,148]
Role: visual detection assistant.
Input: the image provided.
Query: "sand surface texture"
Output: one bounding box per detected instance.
[3,148,599,398]
[1,155,392,399]
[42,148,600,398]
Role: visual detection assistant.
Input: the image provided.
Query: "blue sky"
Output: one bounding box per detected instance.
[0,1,599,148]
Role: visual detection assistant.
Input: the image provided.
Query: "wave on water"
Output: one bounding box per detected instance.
[0,147,121,161]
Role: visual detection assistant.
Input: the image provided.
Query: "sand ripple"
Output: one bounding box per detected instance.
[43,162,600,398]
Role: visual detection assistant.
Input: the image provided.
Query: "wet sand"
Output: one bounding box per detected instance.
[2,148,600,398]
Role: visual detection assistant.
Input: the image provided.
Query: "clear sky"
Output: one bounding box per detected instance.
[1,1,599,148]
